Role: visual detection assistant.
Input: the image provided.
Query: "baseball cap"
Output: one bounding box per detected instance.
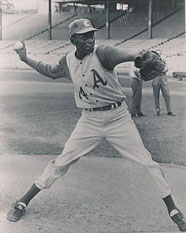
[69,18,98,36]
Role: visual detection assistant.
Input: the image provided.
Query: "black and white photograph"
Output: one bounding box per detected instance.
[0,0,186,232]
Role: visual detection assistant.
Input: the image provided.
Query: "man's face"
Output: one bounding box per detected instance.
[72,31,95,58]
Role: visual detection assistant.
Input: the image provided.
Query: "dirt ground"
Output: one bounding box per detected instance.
[0,155,186,233]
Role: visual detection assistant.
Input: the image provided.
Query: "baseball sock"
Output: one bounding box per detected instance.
[18,184,41,206]
[163,195,177,215]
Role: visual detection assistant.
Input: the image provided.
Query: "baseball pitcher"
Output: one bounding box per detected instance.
[7,18,186,231]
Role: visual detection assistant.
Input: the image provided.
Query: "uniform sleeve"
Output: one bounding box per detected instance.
[36,59,67,80]
[96,45,140,71]
[25,56,69,80]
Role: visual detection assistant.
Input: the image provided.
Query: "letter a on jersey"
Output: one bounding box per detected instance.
[91,69,107,90]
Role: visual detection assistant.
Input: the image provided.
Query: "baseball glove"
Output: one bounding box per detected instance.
[134,50,167,81]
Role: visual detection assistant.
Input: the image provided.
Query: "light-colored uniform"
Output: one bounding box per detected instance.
[32,45,171,198]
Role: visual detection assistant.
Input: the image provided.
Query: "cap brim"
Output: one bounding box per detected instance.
[75,27,98,34]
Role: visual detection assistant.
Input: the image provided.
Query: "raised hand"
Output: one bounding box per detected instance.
[13,41,27,62]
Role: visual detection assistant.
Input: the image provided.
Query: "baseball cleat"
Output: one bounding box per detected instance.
[7,201,26,222]
[170,211,186,231]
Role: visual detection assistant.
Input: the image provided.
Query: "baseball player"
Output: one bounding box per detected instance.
[151,51,175,116]
[130,65,145,117]
[7,18,186,231]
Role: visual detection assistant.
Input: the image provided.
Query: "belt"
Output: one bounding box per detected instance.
[85,101,122,112]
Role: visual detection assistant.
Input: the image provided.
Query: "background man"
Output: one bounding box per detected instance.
[152,51,175,116]
[130,65,145,117]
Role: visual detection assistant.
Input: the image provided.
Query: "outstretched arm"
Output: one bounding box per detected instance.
[14,42,68,80]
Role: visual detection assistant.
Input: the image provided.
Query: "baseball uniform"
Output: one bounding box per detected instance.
[30,45,171,198]
[7,19,186,232]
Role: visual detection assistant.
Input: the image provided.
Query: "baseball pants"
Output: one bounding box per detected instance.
[35,101,171,198]
[152,78,171,113]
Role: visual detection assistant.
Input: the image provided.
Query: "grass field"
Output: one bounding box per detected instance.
[0,71,185,166]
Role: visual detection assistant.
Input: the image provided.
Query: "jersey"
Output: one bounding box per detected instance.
[66,46,126,109]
